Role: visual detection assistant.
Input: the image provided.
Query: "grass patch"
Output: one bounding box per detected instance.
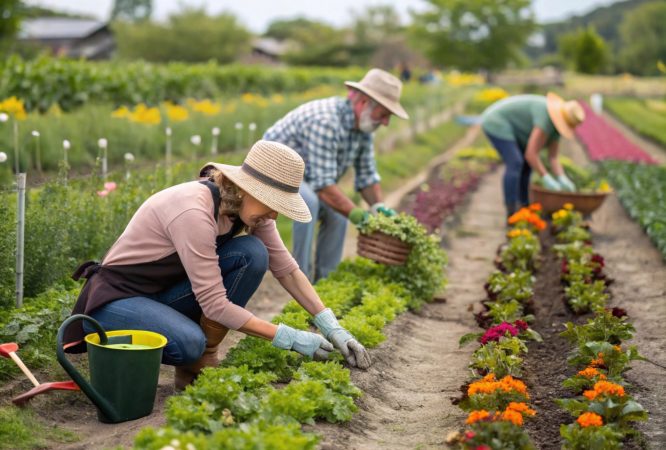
[0,405,78,449]
[606,97,666,148]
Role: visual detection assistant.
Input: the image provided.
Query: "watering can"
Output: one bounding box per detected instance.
[56,314,167,423]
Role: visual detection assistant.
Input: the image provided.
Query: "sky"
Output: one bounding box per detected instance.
[24,0,620,31]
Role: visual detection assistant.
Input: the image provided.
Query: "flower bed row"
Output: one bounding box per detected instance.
[551,205,648,449]
[133,213,448,449]
[601,161,666,259]
[575,102,658,164]
[448,205,547,449]
[408,147,500,233]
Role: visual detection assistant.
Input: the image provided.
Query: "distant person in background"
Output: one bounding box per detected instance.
[264,68,409,282]
[481,92,585,216]
[399,62,411,83]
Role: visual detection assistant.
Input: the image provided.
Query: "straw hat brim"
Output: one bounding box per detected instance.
[344,81,409,120]
[546,92,575,139]
[204,162,312,223]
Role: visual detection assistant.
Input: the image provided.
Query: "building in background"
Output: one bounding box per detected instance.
[18,17,115,59]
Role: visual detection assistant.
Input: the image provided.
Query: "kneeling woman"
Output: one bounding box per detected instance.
[64,140,371,389]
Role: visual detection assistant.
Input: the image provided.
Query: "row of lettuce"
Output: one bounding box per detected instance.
[448,205,546,449]
[0,82,459,176]
[133,213,447,449]
[600,161,666,260]
[552,205,647,448]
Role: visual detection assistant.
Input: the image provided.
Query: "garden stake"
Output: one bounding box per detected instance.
[235,122,243,150]
[248,122,257,147]
[15,172,25,307]
[211,127,220,155]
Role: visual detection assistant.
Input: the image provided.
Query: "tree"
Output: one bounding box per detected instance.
[264,18,349,66]
[111,0,152,22]
[558,27,608,74]
[409,0,535,73]
[0,0,21,42]
[114,7,251,63]
[619,1,666,75]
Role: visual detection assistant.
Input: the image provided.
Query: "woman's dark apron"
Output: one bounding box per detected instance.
[63,180,244,353]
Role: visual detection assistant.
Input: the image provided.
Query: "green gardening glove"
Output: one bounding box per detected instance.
[370,202,396,217]
[348,207,369,227]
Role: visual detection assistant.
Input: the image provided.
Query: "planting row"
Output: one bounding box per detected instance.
[551,205,648,448]
[0,82,457,175]
[448,205,547,449]
[575,102,657,164]
[0,55,366,113]
[605,97,666,148]
[601,161,666,259]
[133,213,448,449]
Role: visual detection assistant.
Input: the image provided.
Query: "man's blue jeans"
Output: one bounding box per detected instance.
[83,235,268,366]
[484,131,532,215]
[293,182,348,282]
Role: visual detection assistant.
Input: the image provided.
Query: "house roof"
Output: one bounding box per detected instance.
[19,18,107,40]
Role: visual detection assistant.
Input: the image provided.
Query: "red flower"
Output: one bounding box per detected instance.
[464,431,475,440]
[475,446,491,450]
[480,322,519,344]
[610,307,628,318]
[514,320,529,331]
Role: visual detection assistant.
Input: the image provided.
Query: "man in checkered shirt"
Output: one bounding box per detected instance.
[264,68,409,282]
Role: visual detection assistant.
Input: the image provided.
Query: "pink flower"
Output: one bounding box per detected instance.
[480,322,519,344]
[97,190,109,197]
[104,181,117,192]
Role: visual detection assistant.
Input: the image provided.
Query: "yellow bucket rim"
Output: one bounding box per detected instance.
[84,329,168,350]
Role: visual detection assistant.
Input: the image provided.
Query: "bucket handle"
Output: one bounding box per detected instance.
[56,314,122,422]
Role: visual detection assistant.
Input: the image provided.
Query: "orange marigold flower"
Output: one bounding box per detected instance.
[466,410,490,424]
[564,203,574,210]
[506,402,536,416]
[577,412,603,428]
[529,203,542,212]
[584,381,625,400]
[613,345,622,352]
[590,353,605,368]
[500,408,524,426]
[578,367,600,379]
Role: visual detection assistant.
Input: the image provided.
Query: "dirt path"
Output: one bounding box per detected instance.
[316,169,506,450]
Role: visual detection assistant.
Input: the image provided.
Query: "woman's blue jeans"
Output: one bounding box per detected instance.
[484,131,532,215]
[83,235,269,366]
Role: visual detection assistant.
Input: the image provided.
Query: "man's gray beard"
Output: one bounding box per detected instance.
[358,106,380,133]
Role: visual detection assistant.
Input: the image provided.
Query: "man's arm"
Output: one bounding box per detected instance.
[360,183,382,207]
[317,184,356,217]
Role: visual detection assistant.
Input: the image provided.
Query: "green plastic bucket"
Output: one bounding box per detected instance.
[57,314,167,423]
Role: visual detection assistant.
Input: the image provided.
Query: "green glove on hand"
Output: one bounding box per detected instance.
[313,308,372,369]
[370,202,396,217]
[272,324,334,360]
[557,174,576,192]
[542,173,562,191]
[348,207,369,227]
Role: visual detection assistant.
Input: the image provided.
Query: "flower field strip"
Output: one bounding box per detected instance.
[133,214,448,449]
[601,161,666,259]
[575,102,658,164]
[551,205,648,448]
[605,97,666,148]
[0,82,459,175]
[448,205,546,449]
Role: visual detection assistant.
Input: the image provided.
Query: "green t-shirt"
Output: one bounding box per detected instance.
[481,95,560,150]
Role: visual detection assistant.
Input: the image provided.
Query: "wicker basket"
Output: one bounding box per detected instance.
[529,184,610,215]
[357,231,411,266]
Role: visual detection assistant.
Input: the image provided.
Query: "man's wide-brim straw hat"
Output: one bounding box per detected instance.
[345,68,409,120]
[546,92,585,139]
[200,140,312,223]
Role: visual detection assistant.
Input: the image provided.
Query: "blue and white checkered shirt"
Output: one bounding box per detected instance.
[263,96,380,192]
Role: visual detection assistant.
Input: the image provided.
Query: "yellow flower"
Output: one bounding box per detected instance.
[597,181,612,193]
[0,96,27,120]
[112,105,131,119]
[163,102,189,122]
[187,98,222,116]
[129,103,161,125]
[563,203,574,210]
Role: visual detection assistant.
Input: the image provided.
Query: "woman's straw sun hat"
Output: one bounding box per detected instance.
[546,92,585,139]
[200,140,312,223]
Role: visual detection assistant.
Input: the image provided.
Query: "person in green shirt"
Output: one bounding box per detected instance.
[481,92,585,216]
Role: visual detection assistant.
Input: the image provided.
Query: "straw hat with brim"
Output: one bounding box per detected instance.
[546,92,585,139]
[200,140,312,223]
[345,68,409,120]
